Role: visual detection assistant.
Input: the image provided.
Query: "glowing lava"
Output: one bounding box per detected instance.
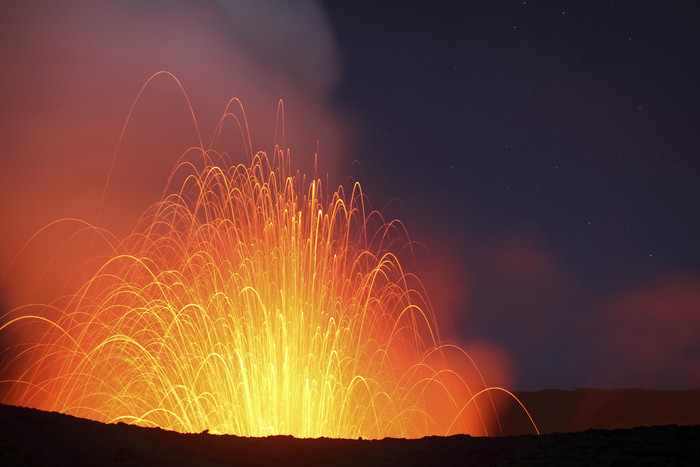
[0,77,536,438]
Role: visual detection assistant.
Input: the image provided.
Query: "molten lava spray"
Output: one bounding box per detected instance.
[0,80,535,438]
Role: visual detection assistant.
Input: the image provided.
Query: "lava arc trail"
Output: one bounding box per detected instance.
[0,75,537,439]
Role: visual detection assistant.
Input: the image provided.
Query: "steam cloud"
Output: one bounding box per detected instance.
[0,0,349,308]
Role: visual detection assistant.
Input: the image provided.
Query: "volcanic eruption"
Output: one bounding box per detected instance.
[0,74,535,439]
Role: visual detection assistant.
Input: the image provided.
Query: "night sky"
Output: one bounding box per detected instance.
[322,1,700,390]
[1,1,698,392]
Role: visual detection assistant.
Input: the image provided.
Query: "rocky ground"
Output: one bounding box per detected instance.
[2,400,699,466]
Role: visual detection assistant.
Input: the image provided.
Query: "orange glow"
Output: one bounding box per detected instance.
[0,75,537,438]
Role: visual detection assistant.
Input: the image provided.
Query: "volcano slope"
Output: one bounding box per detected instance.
[2,395,699,466]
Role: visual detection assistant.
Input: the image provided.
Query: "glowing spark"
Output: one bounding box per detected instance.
[0,76,537,438]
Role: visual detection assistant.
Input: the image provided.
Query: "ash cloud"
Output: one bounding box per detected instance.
[590,272,700,390]
[451,226,700,391]
[0,0,349,307]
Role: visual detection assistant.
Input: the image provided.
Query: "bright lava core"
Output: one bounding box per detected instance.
[0,74,536,439]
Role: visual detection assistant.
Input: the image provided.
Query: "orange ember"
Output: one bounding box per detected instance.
[0,76,536,438]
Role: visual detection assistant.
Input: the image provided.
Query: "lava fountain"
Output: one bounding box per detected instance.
[0,75,536,439]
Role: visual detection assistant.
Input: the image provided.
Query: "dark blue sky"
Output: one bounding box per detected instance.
[323,1,700,390]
